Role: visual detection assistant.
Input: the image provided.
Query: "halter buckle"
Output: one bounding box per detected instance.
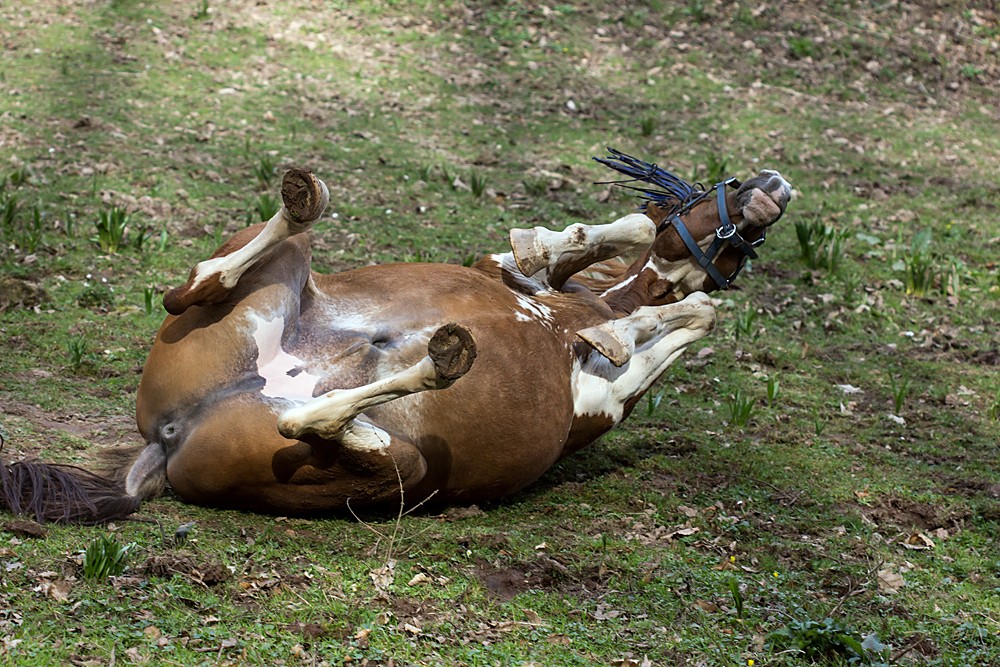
[716,224,737,240]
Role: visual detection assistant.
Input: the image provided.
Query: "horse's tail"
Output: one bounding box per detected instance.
[0,435,142,524]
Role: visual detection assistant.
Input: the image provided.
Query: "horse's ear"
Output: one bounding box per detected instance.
[645,202,670,227]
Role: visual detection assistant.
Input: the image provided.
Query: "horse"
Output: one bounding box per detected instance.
[0,151,791,522]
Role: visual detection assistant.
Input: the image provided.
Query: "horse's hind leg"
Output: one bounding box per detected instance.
[277,324,477,444]
[163,168,329,315]
[508,213,655,289]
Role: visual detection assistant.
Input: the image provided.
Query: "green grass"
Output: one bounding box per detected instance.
[2,0,1000,665]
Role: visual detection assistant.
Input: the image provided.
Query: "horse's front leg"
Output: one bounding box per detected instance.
[163,168,329,315]
[508,214,655,289]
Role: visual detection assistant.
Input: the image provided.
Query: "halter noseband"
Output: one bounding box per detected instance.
[665,177,765,290]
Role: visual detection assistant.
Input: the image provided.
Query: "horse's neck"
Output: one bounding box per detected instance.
[599,249,660,317]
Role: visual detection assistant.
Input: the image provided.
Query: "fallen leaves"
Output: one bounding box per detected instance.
[877,567,906,594]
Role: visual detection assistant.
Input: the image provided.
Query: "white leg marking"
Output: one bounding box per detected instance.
[186,177,329,293]
[511,213,655,280]
[277,356,443,441]
[572,292,715,424]
[340,419,393,453]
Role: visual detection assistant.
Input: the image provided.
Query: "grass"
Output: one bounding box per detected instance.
[1,0,1000,665]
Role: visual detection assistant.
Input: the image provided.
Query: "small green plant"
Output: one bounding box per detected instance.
[95,206,130,253]
[728,390,754,428]
[812,406,826,436]
[838,271,861,306]
[193,0,210,20]
[685,0,707,22]
[941,257,963,297]
[64,211,77,239]
[694,152,728,185]
[67,339,89,372]
[253,154,277,189]
[903,252,935,295]
[157,226,169,253]
[470,171,488,198]
[989,388,1000,421]
[901,228,936,296]
[795,216,849,274]
[525,177,548,197]
[733,304,759,342]
[646,388,665,417]
[0,193,17,228]
[766,375,780,408]
[769,616,890,665]
[21,205,45,253]
[788,36,816,59]
[82,535,131,579]
[889,372,911,413]
[960,63,984,79]
[247,193,281,226]
[8,164,31,186]
[131,224,154,251]
[727,578,744,619]
[640,117,656,136]
[143,286,157,316]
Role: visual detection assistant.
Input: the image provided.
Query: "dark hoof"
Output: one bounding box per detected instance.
[281,168,329,225]
[428,323,477,383]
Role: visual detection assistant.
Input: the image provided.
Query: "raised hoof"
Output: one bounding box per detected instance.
[281,168,330,227]
[509,228,549,277]
[428,323,477,383]
[576,324,632,367]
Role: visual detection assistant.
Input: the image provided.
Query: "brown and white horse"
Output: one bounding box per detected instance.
[1,154,791,522]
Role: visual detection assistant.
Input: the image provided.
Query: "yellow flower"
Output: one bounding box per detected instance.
[748,660,755,666]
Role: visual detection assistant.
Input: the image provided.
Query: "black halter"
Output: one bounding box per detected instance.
[665,177,765,290]
[593,148,766,291]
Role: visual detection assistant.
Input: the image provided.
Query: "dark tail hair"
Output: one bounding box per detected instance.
[0,435,141,524]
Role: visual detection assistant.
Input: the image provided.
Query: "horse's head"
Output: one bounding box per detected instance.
[595,150,791,309]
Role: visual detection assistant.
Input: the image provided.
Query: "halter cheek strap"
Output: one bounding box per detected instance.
[669,178,765,290]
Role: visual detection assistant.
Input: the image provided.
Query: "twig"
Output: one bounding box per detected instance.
[828,558,884,618]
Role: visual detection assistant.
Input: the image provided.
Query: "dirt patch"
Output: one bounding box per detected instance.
[473,557,603,601]
[962,348,1000,366]
[285,621,328,640]
[139,554,231,586]
[844,495,971,532]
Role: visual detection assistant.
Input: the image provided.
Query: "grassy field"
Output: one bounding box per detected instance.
[2,0,1000,664]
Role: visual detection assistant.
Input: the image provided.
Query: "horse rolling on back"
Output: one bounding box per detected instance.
[2,152,791,522]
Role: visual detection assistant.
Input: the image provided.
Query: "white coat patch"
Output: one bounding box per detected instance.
[249,313,321,402]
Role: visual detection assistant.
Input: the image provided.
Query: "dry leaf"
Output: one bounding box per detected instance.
[677,504,698,518]
[143,626,162,640]
[40,580,72,602]
[522,608,544,625]
[694,600,720,613]
[407,573,431,586]
[404,623,421,635]
[877,568,905,593]
[664,526,700,540]
[902,532,935,550]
